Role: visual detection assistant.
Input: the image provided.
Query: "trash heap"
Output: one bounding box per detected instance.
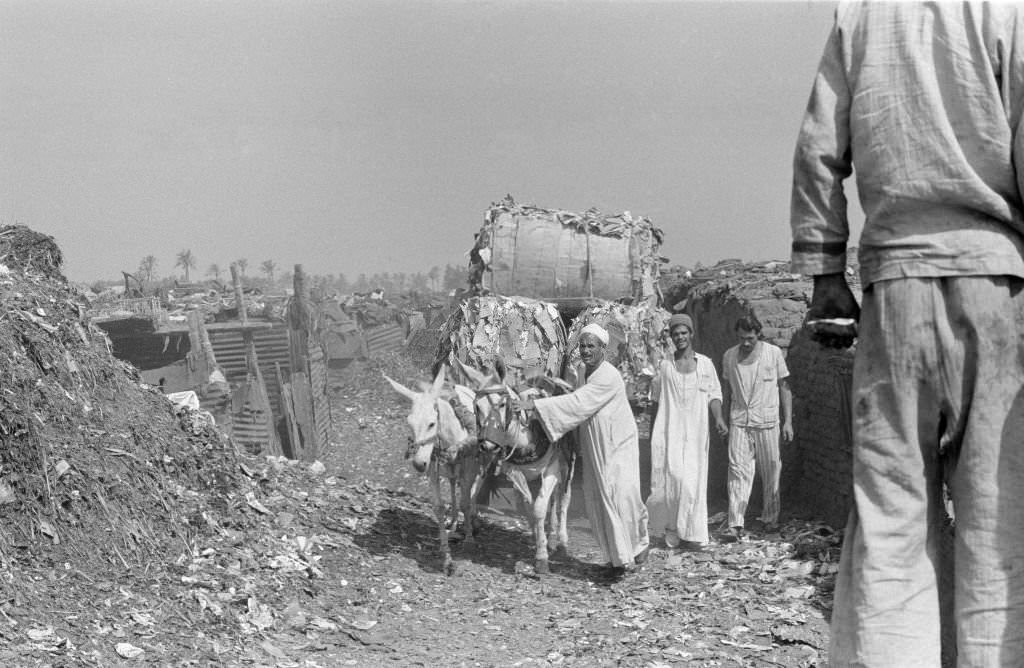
[435,294,566,386]
[563,300,674,401]
[0,225,240,572]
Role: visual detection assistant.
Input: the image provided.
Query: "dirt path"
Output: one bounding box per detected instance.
[314,356,835,667]
[5,353,834,667]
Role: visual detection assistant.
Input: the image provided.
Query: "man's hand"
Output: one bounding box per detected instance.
[781,421,793,443]
[512,396,535,413]
[807,273,860,349]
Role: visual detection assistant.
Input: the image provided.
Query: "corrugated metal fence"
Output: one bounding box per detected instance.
[209,327,291,452]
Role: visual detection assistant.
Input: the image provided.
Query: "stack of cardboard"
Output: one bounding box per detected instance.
[436,295,565,387]
[563,301,673,402]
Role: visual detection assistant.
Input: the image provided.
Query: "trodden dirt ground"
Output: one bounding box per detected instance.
[304,354,837,668]
[4,345,837,667]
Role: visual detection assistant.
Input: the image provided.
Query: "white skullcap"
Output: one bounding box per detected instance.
[580,323,609,345]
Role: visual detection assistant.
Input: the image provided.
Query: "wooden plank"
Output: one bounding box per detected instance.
[290,371,316,461]
[276,362,301,459]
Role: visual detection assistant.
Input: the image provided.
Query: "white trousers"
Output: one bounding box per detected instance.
[726,424,780,528]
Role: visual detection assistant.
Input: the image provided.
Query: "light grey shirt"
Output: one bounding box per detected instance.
[790,1,1024,286]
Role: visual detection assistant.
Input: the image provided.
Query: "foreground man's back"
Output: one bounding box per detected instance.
[792,0,1024,283]
[790,2,1024,667]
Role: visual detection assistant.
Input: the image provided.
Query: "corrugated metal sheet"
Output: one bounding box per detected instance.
[209,326,290,453]
[230,380,277,454]
[208,327,291,416]
[364,323,405,357]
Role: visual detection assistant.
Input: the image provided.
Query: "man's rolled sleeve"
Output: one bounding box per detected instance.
[790,20,853,276]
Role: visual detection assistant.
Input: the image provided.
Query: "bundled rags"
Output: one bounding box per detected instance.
[564,300,673,402]
[436,295,566,386]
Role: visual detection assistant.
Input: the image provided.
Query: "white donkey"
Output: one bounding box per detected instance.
[385,367,486,576]
[453,359,575,575]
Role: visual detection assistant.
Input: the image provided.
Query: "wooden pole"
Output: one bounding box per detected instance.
[231,263,258,377]
[291,264,310,371]
[230,263,249,326]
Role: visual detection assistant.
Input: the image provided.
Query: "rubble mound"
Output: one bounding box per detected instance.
[0,225,240,576]
[0,225,64,280]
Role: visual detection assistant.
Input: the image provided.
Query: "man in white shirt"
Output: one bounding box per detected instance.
[721,316,792,539]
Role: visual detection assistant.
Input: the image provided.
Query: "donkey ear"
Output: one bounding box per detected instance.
[384,375,418,401]
[493,357,507,381]
[453,358,486,388]
[431,366,447,394]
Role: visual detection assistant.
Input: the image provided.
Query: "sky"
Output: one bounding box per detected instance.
[0,0,862,284]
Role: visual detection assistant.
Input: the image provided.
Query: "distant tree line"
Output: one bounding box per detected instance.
[96,250,468,297]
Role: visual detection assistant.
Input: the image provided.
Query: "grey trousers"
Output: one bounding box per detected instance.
[829,276,1024,667]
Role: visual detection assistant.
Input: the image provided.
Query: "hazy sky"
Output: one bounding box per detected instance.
[0,0,861,284]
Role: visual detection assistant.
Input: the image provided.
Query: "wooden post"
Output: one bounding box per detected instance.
[286,263,329,461]
[276,361,300,459]
[291,264,310,371]
[231,263,259,379]
[231,263,248,326]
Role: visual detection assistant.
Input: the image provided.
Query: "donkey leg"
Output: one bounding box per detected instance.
[447,465,460,532]
[553,462,572,557]
[429,463,454,575]
[467,457,491,537]
[532,474,559,574]
[458,455,480,551]
[504,468,543,568]
[547,482,564,556]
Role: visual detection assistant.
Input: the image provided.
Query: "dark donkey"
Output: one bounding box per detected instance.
[453,359,576,575]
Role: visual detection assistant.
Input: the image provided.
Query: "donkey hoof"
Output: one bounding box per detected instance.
[535,559,550,575]
[444,560,457,576]
[551,545,569,560]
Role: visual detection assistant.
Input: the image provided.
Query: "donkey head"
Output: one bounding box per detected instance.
[385,368,447,473]
[452,357,538,455]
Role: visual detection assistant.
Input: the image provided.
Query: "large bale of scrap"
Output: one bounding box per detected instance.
[563,300,674,403]
[436,295,565,385]
[468,196,665,309]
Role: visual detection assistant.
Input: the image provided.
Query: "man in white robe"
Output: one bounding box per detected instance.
[520,324,650,576]
[646,314,728,549]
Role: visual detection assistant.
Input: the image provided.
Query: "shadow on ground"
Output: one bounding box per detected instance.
[354,503,611,582]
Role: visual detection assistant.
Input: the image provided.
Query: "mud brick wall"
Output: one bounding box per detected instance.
[680,272,813,507]
[784,329,855,527]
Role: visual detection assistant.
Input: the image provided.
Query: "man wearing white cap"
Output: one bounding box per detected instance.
[518,323,650,578]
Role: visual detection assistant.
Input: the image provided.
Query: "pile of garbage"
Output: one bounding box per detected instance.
[436,294,566,385]
[0,224,242,596]
[564,300,674,401]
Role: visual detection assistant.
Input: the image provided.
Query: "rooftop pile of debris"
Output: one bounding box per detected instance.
[86,282,289,331]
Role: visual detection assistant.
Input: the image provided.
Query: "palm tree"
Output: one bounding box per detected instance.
[206,263,222,281]
[137,255,158,282]
[175,249,196,282]
[260,259,277,284]
[236,258,248,276]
